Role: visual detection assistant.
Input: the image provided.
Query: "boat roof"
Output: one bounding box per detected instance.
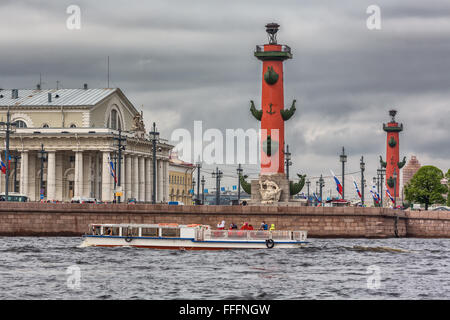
[90,223,207,228]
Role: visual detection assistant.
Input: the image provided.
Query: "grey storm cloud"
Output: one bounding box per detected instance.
[0,0,449,193]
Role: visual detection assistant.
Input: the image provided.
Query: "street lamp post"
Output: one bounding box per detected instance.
[113,128,126,203]
[201,175,205,205]
[37,144,47,202]
[196,160,201,204]
[340,147,347,199]
[315,180,319,206]
[306,179,310,206]
[319,174,325,206]
[393,168,398,208]
[284,144,292,181]
[192,178,196,203]
[373,176,378,207]
[212,167,223,205]
[236,164,243,203]
[0,109,17,201]
[360,156,365,206]
[377,166,386,207]
[149,122,160,204]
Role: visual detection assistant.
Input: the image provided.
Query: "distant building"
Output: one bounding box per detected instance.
[402,156,421,188]
[168,152,194,204]
[0,87,173,202]
[402,155,421,198]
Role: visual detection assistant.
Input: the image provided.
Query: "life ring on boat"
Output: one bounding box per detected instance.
[125,235,133,243]
[265,239,275,249]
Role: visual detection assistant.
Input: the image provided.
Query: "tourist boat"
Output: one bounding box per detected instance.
[80,223,308,250]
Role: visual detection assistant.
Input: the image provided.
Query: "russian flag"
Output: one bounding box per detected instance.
[386,187,395,204]
[313,192,321,206]
[8,155,11,170]
[370,185,380,204]
[108,155,117,183]
[330,170,343,197]
[352,176,362,199]
[0,155,6,174]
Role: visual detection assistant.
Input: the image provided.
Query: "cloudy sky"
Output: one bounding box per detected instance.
[1,0,449,198]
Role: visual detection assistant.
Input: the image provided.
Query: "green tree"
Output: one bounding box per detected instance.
[404,166,447,210]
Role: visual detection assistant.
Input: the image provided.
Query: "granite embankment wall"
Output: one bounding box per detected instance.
[1,202,447,238]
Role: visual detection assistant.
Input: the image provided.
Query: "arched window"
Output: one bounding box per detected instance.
[42,123,49,128]
[70,124,77,128]
[14,120,27,128]
[107,107,122,130]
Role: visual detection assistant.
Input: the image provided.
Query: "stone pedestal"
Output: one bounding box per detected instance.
[250,173,291,204]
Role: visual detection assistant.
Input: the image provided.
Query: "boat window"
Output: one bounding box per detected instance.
[161,228,180,238]
[141,227,159,237]
[111,227,120,236]
[92,226,101,235]
[122,227,138,236]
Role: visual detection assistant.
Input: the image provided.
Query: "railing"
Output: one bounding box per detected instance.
[293,231,308,241]
[202,230,302,241]
[255,45,291,54]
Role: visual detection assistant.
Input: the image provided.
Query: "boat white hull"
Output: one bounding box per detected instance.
[81,236,307,250]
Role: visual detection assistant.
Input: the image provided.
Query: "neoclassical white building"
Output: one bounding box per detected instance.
[0,87,173,202]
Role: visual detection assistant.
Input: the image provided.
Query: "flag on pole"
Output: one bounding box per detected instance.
[0,154,6,174]
[370,185,380,204]
[108,155,117,183]
[330,169,343,197]
[386,187,395,204]
[313,192,321,206]
[352,176,362,199]
[8,155,11,170]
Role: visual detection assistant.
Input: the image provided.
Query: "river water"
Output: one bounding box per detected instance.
[0,237,448,299]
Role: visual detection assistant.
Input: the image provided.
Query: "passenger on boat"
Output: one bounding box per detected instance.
[229,223,237,230]
[248,224,254,230]
[269,224,276,231]
[260,221,268,230]
[240,222,251,230]
[217,220,226,230]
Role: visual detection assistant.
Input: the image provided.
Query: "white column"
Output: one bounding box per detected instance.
[157,159,163,203]
[28,153,36,201]
[83,153,92,198]
[132,156,139,200]
[20,151,29,196]
[163,160,169,203]
[139,156,145,202]
[74,151,83,197]
[145,158,151,202]
[125,154,132,201]
[120,153,125,201]
[55,153,63,201]
[47,151,56,200]
[101,152,112,202]
[93,153,99,198]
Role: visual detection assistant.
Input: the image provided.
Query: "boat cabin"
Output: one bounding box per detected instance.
[88,223,307,242]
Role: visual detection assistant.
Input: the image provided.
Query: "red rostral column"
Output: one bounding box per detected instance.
[251,23,296,174]
[381,110,406,202]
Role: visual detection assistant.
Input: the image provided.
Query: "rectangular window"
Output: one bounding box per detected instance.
[161,228,180,238]
[141,227,159,237]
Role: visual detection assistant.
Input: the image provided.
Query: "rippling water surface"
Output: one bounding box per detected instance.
[0,237,449,299]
